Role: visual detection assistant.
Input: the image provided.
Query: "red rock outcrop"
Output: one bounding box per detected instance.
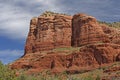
[104,66,120,73]
[11,12,120,74]
[11,43,120,74]
[71,13,110,47]
[25,13,72,54]
[101,24,120,44]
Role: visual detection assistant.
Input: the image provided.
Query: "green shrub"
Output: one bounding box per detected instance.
[0,61,17,80]
[83,76,94,80]
[99,21,120,29]
[96,75,100,80]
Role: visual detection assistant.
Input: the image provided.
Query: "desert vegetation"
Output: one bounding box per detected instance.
[0,61,120,80]
[99,21,120,29]
[40,11,69,17]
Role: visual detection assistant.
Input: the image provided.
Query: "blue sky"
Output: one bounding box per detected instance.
[0,0,120,64]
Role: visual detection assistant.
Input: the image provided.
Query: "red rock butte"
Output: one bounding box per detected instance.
[25,12,72,54]
[11,12,120,74]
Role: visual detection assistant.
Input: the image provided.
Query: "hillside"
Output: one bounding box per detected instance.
[10,12,120,79]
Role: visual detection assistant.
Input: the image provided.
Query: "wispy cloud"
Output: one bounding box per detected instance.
[0,0,64,40]
[60,0,120,21]
[0,1,31,39]
[0,49,23,64]
[36,0,63,12]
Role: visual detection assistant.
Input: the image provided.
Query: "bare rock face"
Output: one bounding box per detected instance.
[71,13,110,47]
[25,17,38,54]
[101,24,120,45]
[25,13,72,54]
[11,43,120,74]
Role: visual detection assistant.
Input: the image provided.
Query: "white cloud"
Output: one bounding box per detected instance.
[0,0,64,40]
[0,49,23,64]
[36,0,63,12]
[0,2,31,39]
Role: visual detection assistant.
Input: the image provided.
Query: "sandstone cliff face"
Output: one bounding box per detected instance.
[71,14,110,47]
[101,24,120,44]
[11,12,120,74]
[11,43,120,74]
[25,14,72,54]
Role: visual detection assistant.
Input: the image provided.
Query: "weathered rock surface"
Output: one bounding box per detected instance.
[71,13,110,47]
[101,62,120,80]
[101,24,120,45]
[104,66,120,73]
[11,43,120,74]
[25,14,72,54]
[11,12,120,74]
